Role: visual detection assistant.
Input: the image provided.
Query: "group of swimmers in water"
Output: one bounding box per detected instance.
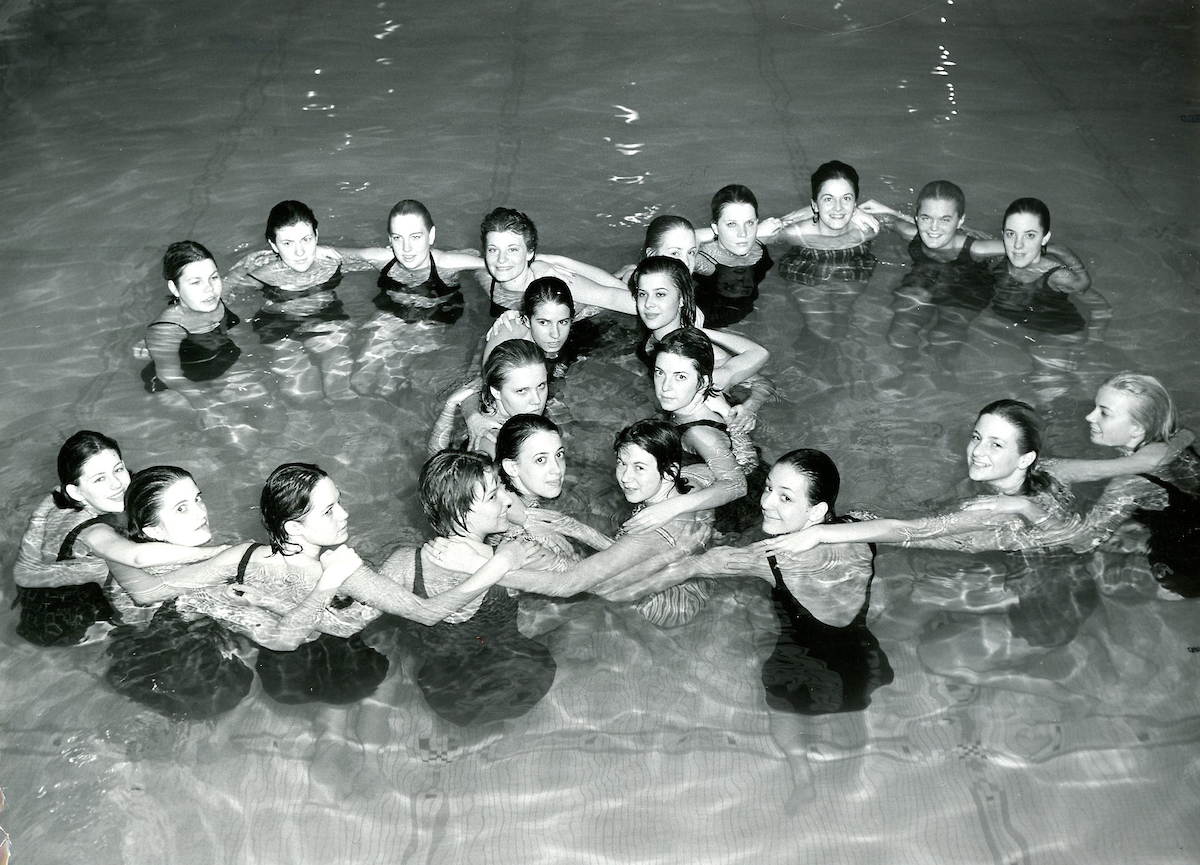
[12,161,1197,799]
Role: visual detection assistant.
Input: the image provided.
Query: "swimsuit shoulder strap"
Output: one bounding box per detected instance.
[235,542,263,584]
[56,514,116,561]
[676,418,728,433]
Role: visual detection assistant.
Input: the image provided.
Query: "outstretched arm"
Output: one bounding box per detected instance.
[81,524,228,569]
[106,543,251,605]
[704,328,769,391]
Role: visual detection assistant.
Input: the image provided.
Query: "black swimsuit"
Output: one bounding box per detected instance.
[14,513,117,647]
[143,304,242,392]
[694,242,773,327]
[251,266,350,344]
[762,542,894,714]
[990,264,1085,335]
[1135,446,1200,598]
[410,549,556,726]
[375,256,464,325]
[235,544,390,705]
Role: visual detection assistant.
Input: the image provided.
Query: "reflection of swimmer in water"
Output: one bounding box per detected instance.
[772,161,881,345]
[141,241,273,441]
[691,185,774,328]
[860,181,996,366]
[227,200,355,401]
[334,200,485,397]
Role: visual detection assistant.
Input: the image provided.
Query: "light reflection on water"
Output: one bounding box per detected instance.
[0,0,1198,863]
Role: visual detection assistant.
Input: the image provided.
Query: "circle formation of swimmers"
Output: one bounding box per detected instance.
[14,165,1197,802]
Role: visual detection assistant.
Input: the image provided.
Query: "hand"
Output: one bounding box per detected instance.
[492,537,538,569]
[725,403,758,435]
[855,199,896,218]
[612,263,635,281]
[849,208,880,234]
[671,516,712,553]
[756,216,784,240]
[960,496,1040,523]
[315,245,343,262]
[425,538,490,573]
[960,224,993,240]
[317,545,362,590]
[621,499,679,534]
[465,411,502,452]
[762,526,823,556]
[779,207,812,227]
[224,584,293,615]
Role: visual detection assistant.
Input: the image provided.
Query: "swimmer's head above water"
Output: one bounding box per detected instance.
[1001,197,1051,270]
[653,327,717,415]
[420,450,515,541]
[162,240,223,314]
[124,465,211,547]
[810,160,860,237]
[387,199,436,271]
[640,215,698,273]
[1088,372,1177,452]
[261,463,348,556]
[495,414,565,501]
[630,256,698,335]
[914,180,966,251]
[710,184,760,258]
[967,399,1046,496]
[614,419,685,504]
[480,339,549,419]
[481,207,537,286]
[265,200,319,274]
[520,277,573,359]
[53,430,128,514]
[761,449,840,535]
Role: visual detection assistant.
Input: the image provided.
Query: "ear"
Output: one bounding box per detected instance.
[501,458,520,482]
[1017,450,1037,471]
[1041,229,1051,247]
[268,239,280,255]
[143,524,167,542]
[167,280,181,299]
[64,483,86,506]
[806,501,829,527]
[488,385,502,407]
[710,220,719,235]
[428,225,437,245]
[955,214,966,230]
[283,517,304,542]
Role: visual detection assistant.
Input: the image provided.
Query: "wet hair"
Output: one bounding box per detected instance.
[53,430,123,511]
[976,399,1048,495]
[265,200,318,243]
[654,327,716,398]
[521,276,575,320]
[916,180,966,218]
[614,419,686,492]
[1100,372,1177,445]
[260,463,329,555]
[124,466,193,542]
[1003,197,1051,234]
[162,241,216,284]
[495,414,562,493]
[641,215,696,258]
[387,199,434,231]
[480,339,547,413]
[710,184,759,223]
[811,160,860,200]
[480,207,538,256]
[629,256,698,329]
[419,450,496,538]
[773,449,840,520]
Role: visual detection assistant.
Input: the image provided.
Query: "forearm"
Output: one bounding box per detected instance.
[500,533,670,596]
[14,552,109,588]
[88,531,224,569]
[342,563,492,626]
[106,545,246,605]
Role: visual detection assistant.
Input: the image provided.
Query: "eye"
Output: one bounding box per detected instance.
[779,494,791,503]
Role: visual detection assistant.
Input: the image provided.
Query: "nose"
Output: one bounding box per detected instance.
[548,323,560,339]
[1085,407,1099,423]
[760,489,774,510]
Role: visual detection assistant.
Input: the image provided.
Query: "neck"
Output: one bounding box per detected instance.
[450,532,493,552]
[987,473,1028,497]
[652,321,679,341]
[643,483,676,508]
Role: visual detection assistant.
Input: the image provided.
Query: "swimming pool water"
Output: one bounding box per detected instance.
[1,0,1198,862]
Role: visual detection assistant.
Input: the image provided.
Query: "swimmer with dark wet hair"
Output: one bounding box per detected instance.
[690,184,775,327]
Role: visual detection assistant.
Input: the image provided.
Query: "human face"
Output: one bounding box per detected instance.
[636,272,684,334]
[490,364,548,418]
[526,301,572,358]
[460,470,515,539]
[654,351,706,414]
[169,258,223,313]
[615,443,672,505]
[812,178,857,235]
[388,213,435,270]
[485,230,534,285]
[67,449,130,513]
[1086,386,1146,451]
[269,221,319,273]
[915,197,964,251]
[144,477,211,546]
[504,430,565,500]
[291,477,349,548]
[649,226,698,272]
[1002,212,1049,269]
[712,202,758,257]
[966,413,1035,490]
[760,463,825,536]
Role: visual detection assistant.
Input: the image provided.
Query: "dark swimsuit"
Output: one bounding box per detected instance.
[14,513,117,647]
[778,240,876,286]
[903,235,995,312]
[411,548,556,726]
[989,264,1085,335]
[142,305,242,392]
[375,256,464,325]
[694,242,773,327]
[762,540,893,714]
[1135,446,1200,598]
[489,276,521,318]
[234,544,390,705]
[251,267,350,344]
